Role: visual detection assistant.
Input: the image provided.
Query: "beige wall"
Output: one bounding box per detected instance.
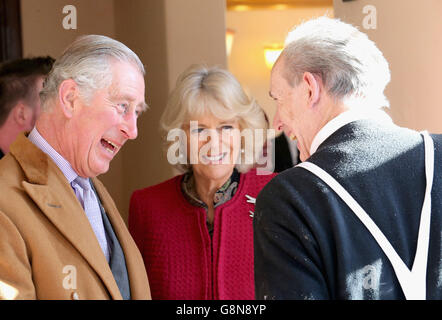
[164,0,227,89]
[20,0,227,223]
[111,0,171,224]
[334,0,442,133]
[226,6,333,126]
[21,0,116,58]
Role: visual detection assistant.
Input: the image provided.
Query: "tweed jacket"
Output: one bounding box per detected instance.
[0,134,151,300]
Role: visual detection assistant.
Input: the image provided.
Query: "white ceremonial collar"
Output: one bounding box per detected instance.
[309,108,392,156]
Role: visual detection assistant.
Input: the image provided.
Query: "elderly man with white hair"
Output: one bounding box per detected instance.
[254,17,442,300]
[0,35,150,300]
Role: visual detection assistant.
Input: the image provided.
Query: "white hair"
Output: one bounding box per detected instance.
[40,34,145,109]
[281,16,391,108]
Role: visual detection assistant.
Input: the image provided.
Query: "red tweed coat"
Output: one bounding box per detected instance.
[129,169,276,300]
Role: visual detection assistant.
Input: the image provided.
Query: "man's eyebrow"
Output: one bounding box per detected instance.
[111,90,149,112]
[137,101,149,112]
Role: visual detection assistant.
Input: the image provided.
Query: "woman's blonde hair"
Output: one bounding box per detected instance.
[160,64,269,173]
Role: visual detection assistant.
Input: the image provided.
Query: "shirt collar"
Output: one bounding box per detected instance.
[28,127,79,184]
[309,108,393,156]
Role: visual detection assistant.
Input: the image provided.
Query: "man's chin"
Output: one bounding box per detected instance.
[85,161,111,178]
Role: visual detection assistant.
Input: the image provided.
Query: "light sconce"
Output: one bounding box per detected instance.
[263,44,283,69]
[226,29,235,57]
[231,5,251,11]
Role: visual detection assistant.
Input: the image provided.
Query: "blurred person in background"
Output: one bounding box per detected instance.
[0,56,54,158]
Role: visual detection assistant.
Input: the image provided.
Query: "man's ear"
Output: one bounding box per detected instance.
[12,102,31,126]
[58,79,78,118]
[302,72,321,108]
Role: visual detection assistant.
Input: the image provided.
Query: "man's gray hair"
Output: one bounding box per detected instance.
[40,34,145,109]
[281,17,391,108]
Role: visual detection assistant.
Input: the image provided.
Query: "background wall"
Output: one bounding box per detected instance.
[19,0,227,223]
[112,0,170,222]
[164,0,227,90]
[334,0,442,133]
[226,5,333,126]
[21,0,116,57]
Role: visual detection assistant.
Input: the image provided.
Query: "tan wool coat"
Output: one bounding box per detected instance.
[0,134,151,300]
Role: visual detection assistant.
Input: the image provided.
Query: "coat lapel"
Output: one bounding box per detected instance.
[10,134,123,299]
[92,178,151,299]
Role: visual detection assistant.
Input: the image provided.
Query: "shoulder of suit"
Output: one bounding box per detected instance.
[258,164,319,197]
[431,133,442,144]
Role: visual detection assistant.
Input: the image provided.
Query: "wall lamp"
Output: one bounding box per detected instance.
[226,29,235,57]
[264,44,283,69]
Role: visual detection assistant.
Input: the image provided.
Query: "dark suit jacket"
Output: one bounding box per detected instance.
[0,134,151,299]
[254,119,442,299]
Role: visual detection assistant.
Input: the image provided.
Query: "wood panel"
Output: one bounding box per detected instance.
[0,0,22,62]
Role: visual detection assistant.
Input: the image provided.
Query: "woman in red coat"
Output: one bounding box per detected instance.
[129,64,276,300]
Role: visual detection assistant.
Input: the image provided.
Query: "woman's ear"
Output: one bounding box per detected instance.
[302,72,321,108]
[58,79,78,118]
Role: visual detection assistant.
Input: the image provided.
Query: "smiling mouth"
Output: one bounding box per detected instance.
[101,138,118,155]
[202,153,227,163]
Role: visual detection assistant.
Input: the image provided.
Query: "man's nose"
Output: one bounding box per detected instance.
[273,109,283,131]
[121,112,138,140]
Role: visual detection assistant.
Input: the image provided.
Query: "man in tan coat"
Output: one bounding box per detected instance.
[0,35,150,300]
